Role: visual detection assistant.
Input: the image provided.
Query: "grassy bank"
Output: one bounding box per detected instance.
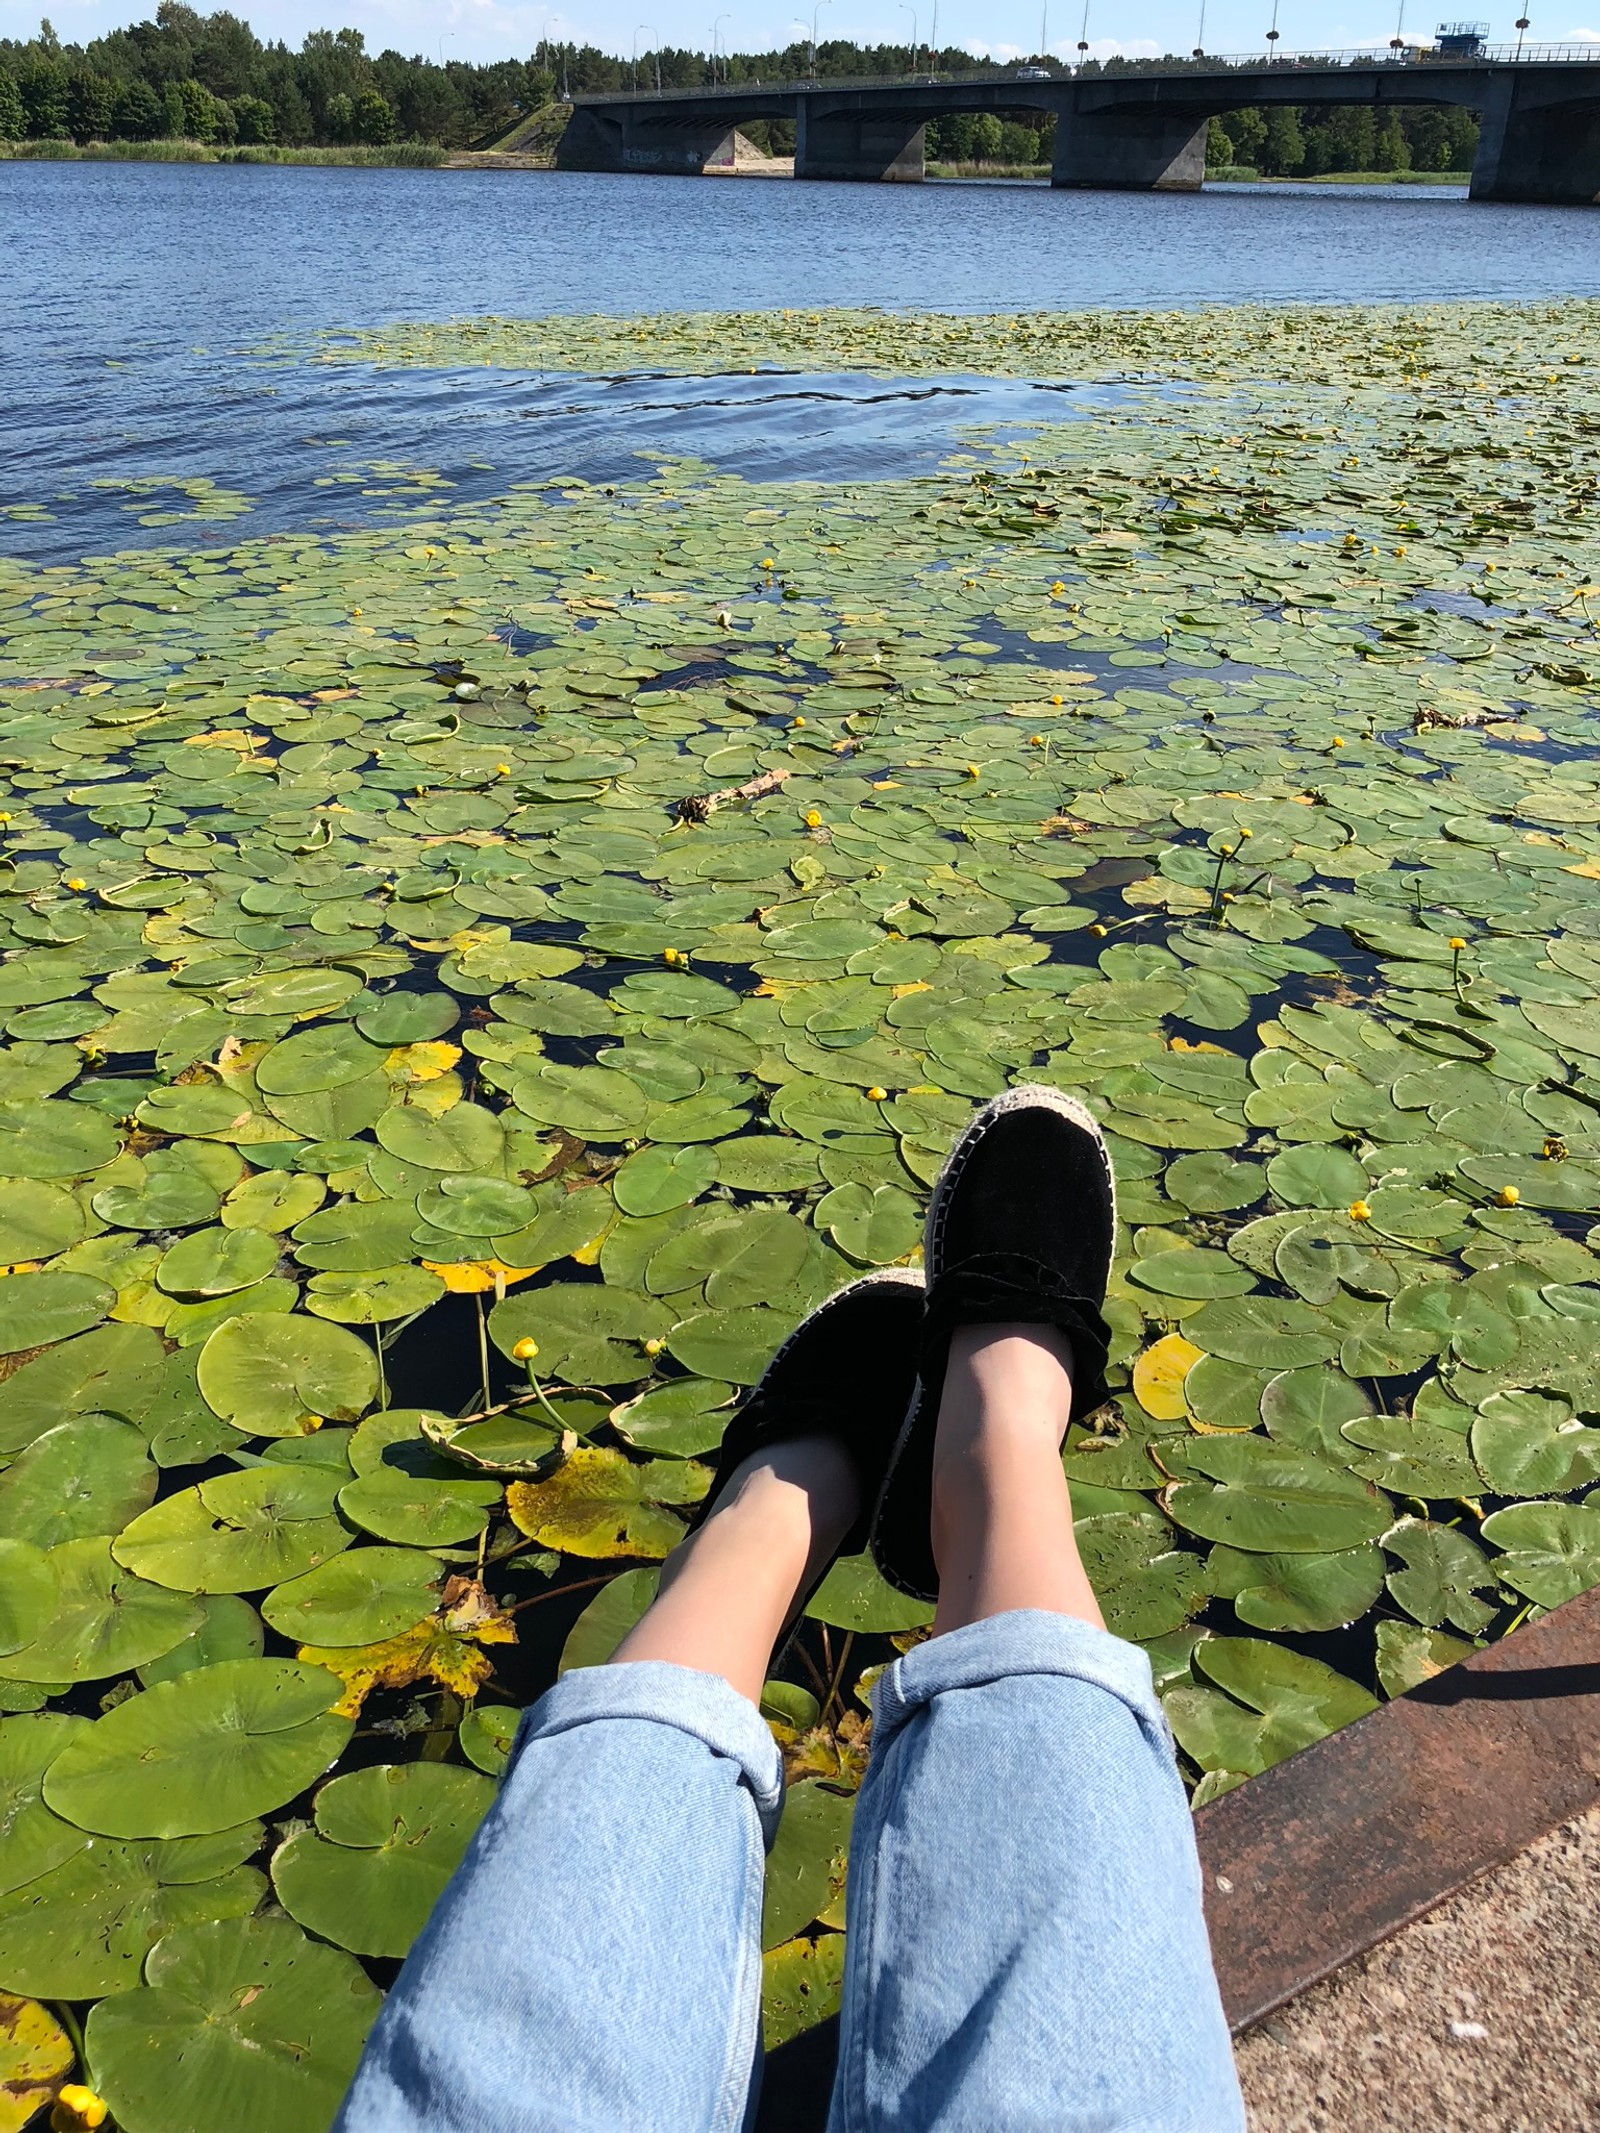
[1210,163,1471,185]
[928,158,1049,180]
[0,137,445,166]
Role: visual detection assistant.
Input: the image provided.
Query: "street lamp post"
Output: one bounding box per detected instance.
[1265,0,1280,59]
[634,23,662,90]
[711,12,729,81]
[1076,0,1090,70]
[1040,2,1049,64]
[1514,13,1530,57]
[796,0,830,77]
[900,1,918,75]
[1193,0,1206,60]
[1389,0,1407,57]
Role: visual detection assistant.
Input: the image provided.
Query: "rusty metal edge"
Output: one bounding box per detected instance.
[757,1581,1600,2126]
[1196,1577,1600,2033]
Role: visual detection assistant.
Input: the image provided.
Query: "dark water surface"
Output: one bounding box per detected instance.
[4,158,1597,561]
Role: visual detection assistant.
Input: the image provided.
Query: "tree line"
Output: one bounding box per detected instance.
[0,7,1485,166]
[0,5,551,149]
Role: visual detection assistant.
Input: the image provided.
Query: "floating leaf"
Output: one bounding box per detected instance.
[271,1762,495,1958]
[43,1660,352,1839]
[506,1447,705,1559]
[1163,1437,1391,1553]
[1479,1499,1600,1609]
[196,1314,379,1437]
[84,1916,379,2133]
[763,1781,853,1950]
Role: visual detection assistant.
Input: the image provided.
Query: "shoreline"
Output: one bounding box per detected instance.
[0,139,1472,185]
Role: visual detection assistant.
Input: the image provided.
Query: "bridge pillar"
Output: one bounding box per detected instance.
[1471,75,1600,204]
[555,104,737,175]
[1051,103,1207,190]
[795,106,925,181]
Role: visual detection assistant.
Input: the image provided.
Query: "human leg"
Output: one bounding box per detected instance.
[832,1090,1242,2132]
[336,1277,922,2133]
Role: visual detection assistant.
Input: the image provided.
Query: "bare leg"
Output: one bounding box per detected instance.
[930,1321,1105,1637]
[610,1437,858,1705]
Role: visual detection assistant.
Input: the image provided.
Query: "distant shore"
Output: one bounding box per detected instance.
[0,137,444,166]
[0,138,1471,185]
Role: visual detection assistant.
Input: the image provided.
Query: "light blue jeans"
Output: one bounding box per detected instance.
[335,1610,1244,2133]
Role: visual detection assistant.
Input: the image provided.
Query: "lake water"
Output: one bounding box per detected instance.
[5,157,1597,562]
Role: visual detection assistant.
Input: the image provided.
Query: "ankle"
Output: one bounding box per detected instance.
[700,1435,861,1567]
[937,1324,1076,1443]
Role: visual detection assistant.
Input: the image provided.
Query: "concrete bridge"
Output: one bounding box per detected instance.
[555,51,1600,204]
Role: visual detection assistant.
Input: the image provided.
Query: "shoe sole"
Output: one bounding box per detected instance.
[873,1085,1116,1601]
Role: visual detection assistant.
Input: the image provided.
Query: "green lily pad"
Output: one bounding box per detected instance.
[457,1704,519,1776]
[804,1552,934,1633]
[1480,1498,1600,1609]
[1074,1510,1209,1639]
[489,1284,673,1387]
[42,1659,352,1838]
[1470,1388,1600,1498]
[271,1761,495,1957]
[1207,1543,1384,1632]
[113,1465,351,1593]
[612,1142,720,1218]
[610,1377,735,1458]
[261,1548,443,1648]
[0,1416,155,1549]
[0,1826,266,1998]
[0,1272,113,1356]
[4,1539,201,1685]
[1381,1517,1498,1633]
[336,1468,500,1547]
[763,1780,852,1950]
[1163,1436,1391,1553]
[84,1915,380,2133]
[196,1314,379,1437]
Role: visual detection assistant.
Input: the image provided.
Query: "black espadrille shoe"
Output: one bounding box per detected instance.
[690,1269,925,1606]
[870,1086,1116,1602]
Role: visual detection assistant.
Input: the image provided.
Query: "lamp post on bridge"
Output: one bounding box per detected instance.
[1040,1,1049,66]
[1193,0,1206,61]
[633,23,662,90]
[1076,0,1090,71]
[1515,13,1530,57]
[1389,0,1407,59]
[899,2,919,75]
[711,12,729,81]
[802,0,831,78]
[1265,0,1280,60]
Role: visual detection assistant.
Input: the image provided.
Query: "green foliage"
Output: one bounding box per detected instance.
[0,67,22,139]
[353,88,395,145]
[230,93,274,144]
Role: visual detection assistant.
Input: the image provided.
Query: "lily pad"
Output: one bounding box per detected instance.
[84,1916,379,2133]
[271,1762,495,1957]
[42,1659,352,1838]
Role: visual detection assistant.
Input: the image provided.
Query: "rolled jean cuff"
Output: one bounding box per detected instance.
[511,1658,787,1843]
[871,1608,1173,1758]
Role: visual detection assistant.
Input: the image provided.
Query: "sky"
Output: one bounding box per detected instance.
[5,0,1596,68]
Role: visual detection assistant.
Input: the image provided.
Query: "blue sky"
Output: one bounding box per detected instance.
[6,0,1595,67]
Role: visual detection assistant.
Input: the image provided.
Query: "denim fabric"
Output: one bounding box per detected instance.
[829,1611,1244,2133]
[335,1614,1243,2133]
[334,1660,782,2133]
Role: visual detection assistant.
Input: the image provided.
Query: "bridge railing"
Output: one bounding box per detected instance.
[569,43,1600,102]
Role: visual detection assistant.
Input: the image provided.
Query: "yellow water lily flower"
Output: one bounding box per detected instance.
[512,1337,539,1362]
[1349,1200,1371,1223]
[866,1086,887,1102]
[1496,1186,1520,1207]
[52,2089,108,2132]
